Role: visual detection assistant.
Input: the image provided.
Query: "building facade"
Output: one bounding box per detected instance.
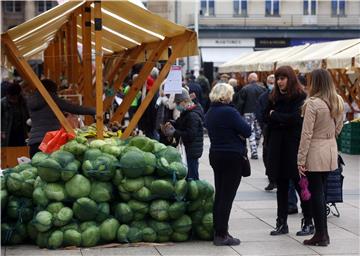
[146,0,360,79]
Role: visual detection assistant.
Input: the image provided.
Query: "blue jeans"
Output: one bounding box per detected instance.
[186,157,199,180]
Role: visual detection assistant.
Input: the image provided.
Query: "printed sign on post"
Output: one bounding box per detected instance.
[164,66,182,94]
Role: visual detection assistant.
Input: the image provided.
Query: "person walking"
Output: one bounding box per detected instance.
[161,88,204,180]
[26,79,95,157]
[266,66,314,236]
[205,83,251,246]
[256,74,276,191]
[1,82,29,147]
[196,69,211,113]
[238,73,266,159]
[298,69,344,246]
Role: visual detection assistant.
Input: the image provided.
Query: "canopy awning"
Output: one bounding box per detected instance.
[219,38,360,73]
[2,0,198,63]
[326,43,360,69]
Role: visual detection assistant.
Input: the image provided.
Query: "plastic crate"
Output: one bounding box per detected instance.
[341,122,360,134]
[340,139,360,155]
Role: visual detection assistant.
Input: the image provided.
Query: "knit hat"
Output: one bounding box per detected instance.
[174,88,190,103]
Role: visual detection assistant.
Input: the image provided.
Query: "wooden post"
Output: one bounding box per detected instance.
[103,45,146,111]
[48,42,56,81]
[70,14,79,87]
[82,2,93,124]
[43,47,50,78]
[54,34,61,86]
[122,32,194,138]
[2,33,74,134]
[65,21,73,84]
[111,40,170,123]
[59,28,66,79]
[94,1,103,139]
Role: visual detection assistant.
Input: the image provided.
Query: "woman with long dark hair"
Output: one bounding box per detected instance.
[266,66,313,236]
[298,69,344,246]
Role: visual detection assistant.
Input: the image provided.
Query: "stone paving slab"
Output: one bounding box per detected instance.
[81,246,161,256]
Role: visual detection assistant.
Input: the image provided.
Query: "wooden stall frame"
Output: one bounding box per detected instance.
[1,33,75,134]
[122,31,194,138]
[110,39,171,123]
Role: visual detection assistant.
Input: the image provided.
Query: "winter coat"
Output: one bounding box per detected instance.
[27,91,95,145]
[298,97,344,172]
[266,92,307,179]
[205,102,251,155]
[173,104,204,159]
[1,96,29,146]
[238,82,266,114]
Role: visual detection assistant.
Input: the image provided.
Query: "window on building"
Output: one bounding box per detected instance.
[265,0,280,16]
[4,1,22,13]
[303,0,316,15]
[234,0,248,16]
[37,1,55,13]
[331,0,346,16]
[200,0,215,16]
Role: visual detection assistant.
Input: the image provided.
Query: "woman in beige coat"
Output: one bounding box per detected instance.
[298,69,344,246]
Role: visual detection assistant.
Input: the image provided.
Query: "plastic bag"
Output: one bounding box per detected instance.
[299,176,311,201]
[177,138,187,168]
[39,128,75,154]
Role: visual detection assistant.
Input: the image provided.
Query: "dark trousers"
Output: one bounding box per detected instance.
[262,126,275,183]
[307,172,329,233]
[186,157,199,180]
[29,143,41,158]
[210,151,242,236]
[288,180,298,209]
[276,177,312,222]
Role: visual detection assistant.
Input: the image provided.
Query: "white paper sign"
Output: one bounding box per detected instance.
[164,66,182,94]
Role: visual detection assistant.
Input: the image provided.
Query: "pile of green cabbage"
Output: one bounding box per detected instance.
[1,136,214,249]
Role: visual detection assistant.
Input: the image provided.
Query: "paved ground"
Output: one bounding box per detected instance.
[2,137,359,255]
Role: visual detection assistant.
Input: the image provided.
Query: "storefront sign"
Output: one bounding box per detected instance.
[255,38,290,48]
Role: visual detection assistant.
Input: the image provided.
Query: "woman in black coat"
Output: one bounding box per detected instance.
[205,83,251,246]
[266,66,313,236]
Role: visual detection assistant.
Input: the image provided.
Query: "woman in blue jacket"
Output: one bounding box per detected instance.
[205,83,251,246]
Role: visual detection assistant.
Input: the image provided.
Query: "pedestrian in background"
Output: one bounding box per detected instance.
[1,82,29,147]
[26,79,95,157]
[238,73,266,159]
[185,72,202,105]
[196,69,211,113]
[266,66,313,236]
[256,74,276,191]
[205,83,251,246]
[161,88,204,180]
[298,69,344,246]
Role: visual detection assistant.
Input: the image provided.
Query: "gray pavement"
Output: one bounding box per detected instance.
[2,137,359,255]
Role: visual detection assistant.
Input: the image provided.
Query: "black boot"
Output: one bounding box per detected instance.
[296,218,315,236]
[270,218,289,236]
[213,233,241,246]
[264,182,277,191]
[303,232,329,246]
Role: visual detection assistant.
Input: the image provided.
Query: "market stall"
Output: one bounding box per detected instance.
[1,0,198,167]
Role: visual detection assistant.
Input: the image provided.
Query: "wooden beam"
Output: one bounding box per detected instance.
[43,47,50,78]
[70,13,79,86]
[122,31,194,139]
[48,42,56,81]
[65,21,73,84]
[103,45,146,111]
[54,35,61,86]
[94,1,103,139]
[1,33,74,134]
[59,28,66,79]
[82,2,93,124]
[111,39,170,123]
[105,55,123,84]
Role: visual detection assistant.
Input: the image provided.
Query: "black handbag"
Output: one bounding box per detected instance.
[239,136,251,177]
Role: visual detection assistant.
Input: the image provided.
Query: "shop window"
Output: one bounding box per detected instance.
[37,1,55,13]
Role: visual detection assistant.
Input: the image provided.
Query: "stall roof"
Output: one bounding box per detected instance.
[2,0,197,62]
[277,39,360,72]
[219,38,360,73]
[326,43,360,69]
